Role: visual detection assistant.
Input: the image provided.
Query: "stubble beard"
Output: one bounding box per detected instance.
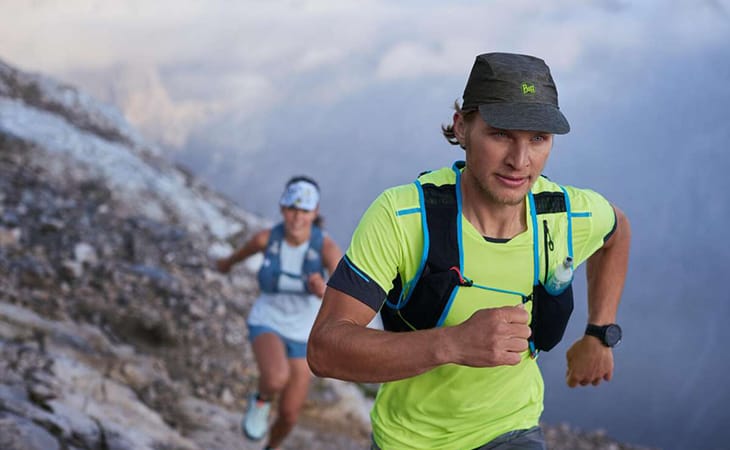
[475,177,529,207]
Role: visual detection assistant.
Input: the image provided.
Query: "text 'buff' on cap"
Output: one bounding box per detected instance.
[461,53,570,134]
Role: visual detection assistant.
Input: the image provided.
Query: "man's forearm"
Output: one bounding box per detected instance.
[308,321,452,383]
[308,289,532,382]
[585,208,631,324]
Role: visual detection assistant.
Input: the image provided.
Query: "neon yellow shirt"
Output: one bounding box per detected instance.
[341,165,615,450]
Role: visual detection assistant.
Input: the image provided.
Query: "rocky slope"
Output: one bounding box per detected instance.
[0,58,652,450]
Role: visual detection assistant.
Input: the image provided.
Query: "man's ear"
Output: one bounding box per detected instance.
[453,112,468,146]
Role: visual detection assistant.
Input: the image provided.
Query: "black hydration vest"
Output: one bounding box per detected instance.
[380,162,575,355]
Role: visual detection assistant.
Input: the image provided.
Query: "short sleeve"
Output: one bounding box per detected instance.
[327,189,405,311]
[566,186,617,266]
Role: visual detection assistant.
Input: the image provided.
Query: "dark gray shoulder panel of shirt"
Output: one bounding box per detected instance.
[327,256,385,312]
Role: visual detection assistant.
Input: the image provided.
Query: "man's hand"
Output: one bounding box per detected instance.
[448,305,531,367]
[307,273,327,298]
[565,335,614,387]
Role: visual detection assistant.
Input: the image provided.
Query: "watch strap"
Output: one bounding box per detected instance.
[585,323,621,347]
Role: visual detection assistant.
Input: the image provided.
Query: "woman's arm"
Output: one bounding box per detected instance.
[216,229,270,273]
[307,235,343,297]
[321,235,343,275]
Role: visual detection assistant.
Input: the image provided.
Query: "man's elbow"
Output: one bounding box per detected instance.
[608,205,630,245]
[306,329,330,378]
[615,207,631,244]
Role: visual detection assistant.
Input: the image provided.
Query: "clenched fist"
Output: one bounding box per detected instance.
[447,305,532,367]
[307,273,327,298]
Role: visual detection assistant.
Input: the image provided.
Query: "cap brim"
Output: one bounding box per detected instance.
[280,202,317,211]
[478,103,570,135]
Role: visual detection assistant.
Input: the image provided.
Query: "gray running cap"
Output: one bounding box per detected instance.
[462,52,570,134]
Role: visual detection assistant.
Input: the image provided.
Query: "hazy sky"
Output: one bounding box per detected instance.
[4,0,727,231]
[2,0,728,153]
[2,2,730,449]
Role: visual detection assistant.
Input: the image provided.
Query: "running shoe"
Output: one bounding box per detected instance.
[242,393,270,441]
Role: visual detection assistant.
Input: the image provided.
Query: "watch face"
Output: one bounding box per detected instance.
[604,324,622,347]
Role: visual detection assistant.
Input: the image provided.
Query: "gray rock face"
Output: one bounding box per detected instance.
[0,57,652,450]
[0,412,60,450]
[0,57,371,450]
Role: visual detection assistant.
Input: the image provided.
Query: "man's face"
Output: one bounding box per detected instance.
[455,113,553,207]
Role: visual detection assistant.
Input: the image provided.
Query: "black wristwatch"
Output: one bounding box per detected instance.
[585,323,622,347]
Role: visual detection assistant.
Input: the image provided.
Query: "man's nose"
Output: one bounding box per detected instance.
[506,141,530,168]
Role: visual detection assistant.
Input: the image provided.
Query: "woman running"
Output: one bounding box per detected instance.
[217,176,342,450]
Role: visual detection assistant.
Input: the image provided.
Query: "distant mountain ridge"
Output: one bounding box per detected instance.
[0,58,265,240]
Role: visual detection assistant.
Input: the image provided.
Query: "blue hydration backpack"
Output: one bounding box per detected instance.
[257,223,325,294]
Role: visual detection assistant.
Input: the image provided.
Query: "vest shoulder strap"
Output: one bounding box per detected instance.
[420,183,459,273]
[268,222,286,245]
[308,225,324,253]
[533,191,567,214]
[406,177,574,301]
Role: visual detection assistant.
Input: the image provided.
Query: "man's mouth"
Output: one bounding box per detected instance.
[496,174,528,188]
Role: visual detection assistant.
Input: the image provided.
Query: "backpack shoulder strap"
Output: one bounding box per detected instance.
[257,223,285,293]
[268,222,285,246]
[308,225,324,253]
[420,182,460,272]
[532,185,574,258]
[558,185,574,259]
[529,184,574,285]
[303,225,325,277]
[385,166,461,310]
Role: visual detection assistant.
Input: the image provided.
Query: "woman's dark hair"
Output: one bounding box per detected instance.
[285,175,320,191]
[284,175,324,228]
[441,100,479,150]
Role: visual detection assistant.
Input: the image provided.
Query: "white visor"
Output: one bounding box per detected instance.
[279,180,320,211]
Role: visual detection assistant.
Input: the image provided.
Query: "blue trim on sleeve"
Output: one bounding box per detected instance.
[328,257,386,311]
[572,212,592,218]
[344,255,370,282]
[396,207,421,216]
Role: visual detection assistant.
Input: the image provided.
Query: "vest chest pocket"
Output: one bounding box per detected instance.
[380,166,577,355]
[381,264,463,332]
[530,282,574,352]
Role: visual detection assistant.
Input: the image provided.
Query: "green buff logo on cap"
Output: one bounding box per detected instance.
[521,82,536,95]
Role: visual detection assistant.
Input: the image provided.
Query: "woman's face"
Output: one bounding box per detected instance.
[281,206,318,242]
